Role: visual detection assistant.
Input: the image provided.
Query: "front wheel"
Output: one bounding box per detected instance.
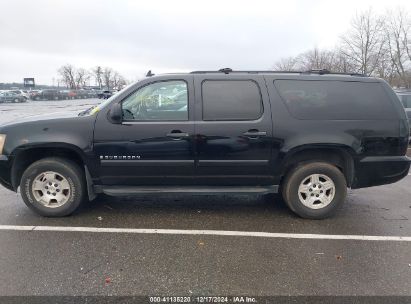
[282,162,347,219]
[20,157,86,217]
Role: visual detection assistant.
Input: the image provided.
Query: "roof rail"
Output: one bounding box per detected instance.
[190,69,302,74]
[189,69,367,77]
[303,69,330,75]
[218,68,233,74]
[303,69,366,77]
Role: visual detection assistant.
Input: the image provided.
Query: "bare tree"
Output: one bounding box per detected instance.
[332,49,356,73]
[111,72,127,90]
[103,67,113,90]
[58,64,128,90]
[384,9,411,87]
[273,48,355,73]
[340,9,385,75]
[92,66,103,89]
[58,64,76,89]
[297,48,337,71]
[273,56,299,71]
[75,68,90,88]
[272,8,411,86]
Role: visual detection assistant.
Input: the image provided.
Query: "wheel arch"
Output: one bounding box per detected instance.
[279,144,356,188]
[10,144,96,200]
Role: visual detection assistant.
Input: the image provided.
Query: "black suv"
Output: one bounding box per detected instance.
[0,69,409,219]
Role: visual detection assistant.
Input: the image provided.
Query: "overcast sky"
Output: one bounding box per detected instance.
[1,0,411,85]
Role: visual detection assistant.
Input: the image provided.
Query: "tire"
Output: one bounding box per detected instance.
[14,98,19,103]
[20,157,86,217]
[282,162,347,219]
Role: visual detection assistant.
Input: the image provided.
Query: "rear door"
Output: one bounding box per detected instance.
[193,74,274,186]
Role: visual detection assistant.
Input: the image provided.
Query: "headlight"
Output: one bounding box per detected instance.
[0,134,6,155]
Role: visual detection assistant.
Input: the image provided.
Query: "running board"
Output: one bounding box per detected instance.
[99,185,279,196]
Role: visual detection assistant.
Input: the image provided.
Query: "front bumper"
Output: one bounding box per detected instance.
[0,155,13,191]
[352,155,410,189]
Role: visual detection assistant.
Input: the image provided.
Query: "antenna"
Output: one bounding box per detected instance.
[146,70,154,77]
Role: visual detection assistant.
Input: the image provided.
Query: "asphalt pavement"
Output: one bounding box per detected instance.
[0,99,410,298]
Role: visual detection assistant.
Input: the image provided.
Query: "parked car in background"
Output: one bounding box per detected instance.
[32,89,99,100]
[58,90,69,100]
[10,90,29,101]
[28,90,41,100]
[97,90,114,99]
[32,89,61,101]
[76,90,92,99]
[67,90,78,99]
[87,89,98,98]
[0,91,27,103]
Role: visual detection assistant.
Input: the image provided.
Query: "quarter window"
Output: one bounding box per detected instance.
[202,80,262,121]
[275,80,396,120]
[122,80,188,121]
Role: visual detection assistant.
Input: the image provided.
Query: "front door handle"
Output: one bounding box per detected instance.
[243,130,267,137]
[166,131,190,139]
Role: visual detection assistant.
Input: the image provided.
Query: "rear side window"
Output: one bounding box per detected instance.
[202,80,262,120]
[275,80,396,120]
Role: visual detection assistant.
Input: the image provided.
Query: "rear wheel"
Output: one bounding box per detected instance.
[282,162,347,219]
[20,157,86,217]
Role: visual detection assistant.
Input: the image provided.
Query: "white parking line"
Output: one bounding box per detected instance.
[0,225,410,242]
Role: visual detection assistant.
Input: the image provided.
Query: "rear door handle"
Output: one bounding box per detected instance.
[243,131,267,137]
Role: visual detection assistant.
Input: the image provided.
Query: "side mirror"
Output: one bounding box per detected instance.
[109,102,123,124]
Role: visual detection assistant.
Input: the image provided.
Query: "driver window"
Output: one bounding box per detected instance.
[122,80,188,121]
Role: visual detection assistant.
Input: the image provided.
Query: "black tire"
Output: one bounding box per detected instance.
[282,162,347,219]
[20,157,86,217]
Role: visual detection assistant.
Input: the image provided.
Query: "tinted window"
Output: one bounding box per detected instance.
[122,80,188,121]
[275,80,396,120]
[202,80,262,120]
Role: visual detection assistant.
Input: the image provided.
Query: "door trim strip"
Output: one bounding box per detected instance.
[197,160,269,167]
[101,160,194,166]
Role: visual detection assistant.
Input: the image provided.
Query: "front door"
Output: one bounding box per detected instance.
[193,75,274,186]
[93,75,195,185]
